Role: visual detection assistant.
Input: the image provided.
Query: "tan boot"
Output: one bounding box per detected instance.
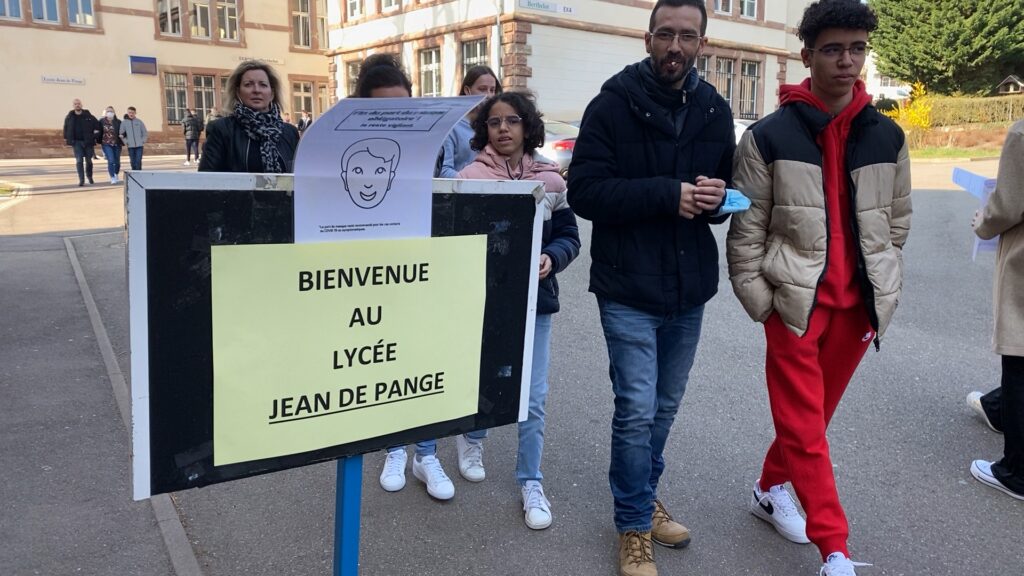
[651,499,692,549]
[618,530,657,576]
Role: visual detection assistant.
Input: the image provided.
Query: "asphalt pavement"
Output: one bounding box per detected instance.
[1,156,1020,576]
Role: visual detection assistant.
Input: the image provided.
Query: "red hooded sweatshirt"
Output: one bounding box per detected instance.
[778,79,872,309]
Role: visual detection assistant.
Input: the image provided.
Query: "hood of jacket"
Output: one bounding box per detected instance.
[66,109,96,121]
[599,59,712,139]
[460,144,565,185]
[778,78,872,135]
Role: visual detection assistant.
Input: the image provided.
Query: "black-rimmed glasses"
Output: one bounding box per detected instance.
[809,44,871,58]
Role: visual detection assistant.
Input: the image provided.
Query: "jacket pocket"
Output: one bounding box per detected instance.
[761,237,783,283]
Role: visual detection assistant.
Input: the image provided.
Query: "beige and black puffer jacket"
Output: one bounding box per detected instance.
[726,103,911,339]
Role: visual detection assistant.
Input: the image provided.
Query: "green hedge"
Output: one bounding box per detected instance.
[931,95,1024,127]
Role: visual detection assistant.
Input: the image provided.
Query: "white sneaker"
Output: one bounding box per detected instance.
[521,480,552,530]
[819,552,871,576]
[183,160,191,166]
[412,454,454,500]
[750,480,810,544]
[971,459,1024,501]
[967,392,1001,433]
[379,449,407,492]
[456,434,485,482]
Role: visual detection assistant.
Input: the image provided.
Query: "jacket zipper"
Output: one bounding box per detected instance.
[844,125,881,350]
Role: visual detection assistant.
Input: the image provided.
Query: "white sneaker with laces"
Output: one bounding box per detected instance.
[379,449,407,492]
[971,459,1024,501]
[456,434,485,482]
[966,392,1001,433]
[750,480,810,544]
[412,454,454,500]
[819,552,871,576]
[521,480,552,530]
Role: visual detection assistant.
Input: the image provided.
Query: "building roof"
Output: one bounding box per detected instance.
[996,75,1023,88]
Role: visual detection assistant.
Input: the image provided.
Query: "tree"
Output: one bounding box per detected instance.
[869,0,1024,95]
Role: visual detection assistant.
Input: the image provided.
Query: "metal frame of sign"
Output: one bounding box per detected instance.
[126,172,544,501]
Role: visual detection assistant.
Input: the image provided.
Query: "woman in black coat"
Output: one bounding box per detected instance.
[199,60,299,173]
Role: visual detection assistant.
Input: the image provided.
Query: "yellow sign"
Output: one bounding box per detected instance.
[210,235,487,466]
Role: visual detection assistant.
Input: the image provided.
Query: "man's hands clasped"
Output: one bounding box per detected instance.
[679,175,727,219]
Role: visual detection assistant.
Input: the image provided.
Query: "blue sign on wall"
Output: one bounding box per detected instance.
[129,56,158,75]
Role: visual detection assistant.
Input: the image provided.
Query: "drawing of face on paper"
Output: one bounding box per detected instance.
[340,138,401,209]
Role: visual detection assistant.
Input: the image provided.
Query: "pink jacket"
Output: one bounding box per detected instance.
[457,144,566,194]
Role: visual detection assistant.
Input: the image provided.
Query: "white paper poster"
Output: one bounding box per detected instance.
[293,96,482,242]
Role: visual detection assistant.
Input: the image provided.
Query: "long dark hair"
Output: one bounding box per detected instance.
[460,65,502,96]
[354,53,412,97]
[470,91,546,154]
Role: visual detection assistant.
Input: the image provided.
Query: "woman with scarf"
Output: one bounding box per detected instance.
[199,60,299,173]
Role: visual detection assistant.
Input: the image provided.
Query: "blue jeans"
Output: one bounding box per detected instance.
[127,147,144,171]
[186,139,199,161]
[517,313,552,484]
[598,297,704,532]
[72,141,94,184]
[102,144,121,179]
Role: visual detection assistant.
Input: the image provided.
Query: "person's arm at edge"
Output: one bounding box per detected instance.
[726,130,775,323]
[541,176,581,274]
[438,131,461,178]
[975,123,1024,240]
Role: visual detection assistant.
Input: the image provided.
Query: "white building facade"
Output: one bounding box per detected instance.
[327,0,816,122]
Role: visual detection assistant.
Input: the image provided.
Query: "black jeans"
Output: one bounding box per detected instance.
[981,386,1003,432]
[72,141,94,183]
[185,139,199,161]
[993,355,1024,494]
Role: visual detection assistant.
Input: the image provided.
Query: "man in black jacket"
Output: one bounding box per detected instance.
[62,98,100,186]
[183,109,204,166]
[567,1,734,574]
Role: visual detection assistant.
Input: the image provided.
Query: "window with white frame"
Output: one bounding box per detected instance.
[419,48,441,97]
[740,0,756,19]
[346,0,362,19]
[713,0,732,14]
[878,75,895,87]
[217,0,238,41]
[292,0,311,47]
[165,72,189,125]
[157,0,182,35]
[0,0,22,19]
[293,81,313,117]
[193,75,217,117]
[382,0,399,10]
[738,60,760,119]
[716,58,735,107]
[32,0,59,22]
[316,0,327,47]
[345,61,360,96]
[67,0,94,26]
[191,0,211,38]
[461,39,488,70]
[318,83,329,116]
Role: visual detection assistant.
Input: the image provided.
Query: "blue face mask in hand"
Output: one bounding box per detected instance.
[719,189,751,214]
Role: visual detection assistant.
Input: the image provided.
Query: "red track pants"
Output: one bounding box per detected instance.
[759,305,873,559]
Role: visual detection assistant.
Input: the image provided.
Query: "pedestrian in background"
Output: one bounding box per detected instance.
[62,98,100,186]
[199,60,299,173]
[567,1,734,573]
[970,118,1024,502]
[437,65,501,178]
[183,108,203,166]
[120,106,148,171]
[98,106,122,184]
[297,110,312,137]
[727,1,910,574]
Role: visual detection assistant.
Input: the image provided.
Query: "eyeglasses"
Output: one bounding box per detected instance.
[809,43,871,58]
[485,115,523,128]
[650,30,703,45]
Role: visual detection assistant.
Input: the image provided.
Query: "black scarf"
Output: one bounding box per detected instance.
[233,101,284,173]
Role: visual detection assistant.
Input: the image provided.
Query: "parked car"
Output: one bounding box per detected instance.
[537,120,579,178]
[734,119,753,144]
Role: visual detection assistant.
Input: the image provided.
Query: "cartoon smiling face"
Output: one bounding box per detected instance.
[340,139,401,210]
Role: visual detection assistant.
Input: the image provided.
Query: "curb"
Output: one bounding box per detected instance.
[65,233,204,576]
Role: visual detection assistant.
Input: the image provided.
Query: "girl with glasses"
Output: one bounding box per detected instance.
[457,91,581,529]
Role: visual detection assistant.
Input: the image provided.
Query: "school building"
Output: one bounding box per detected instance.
[325,0,816,122]
[0,0,333,158]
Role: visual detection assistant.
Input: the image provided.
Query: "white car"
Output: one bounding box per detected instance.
[734,119,753,144]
